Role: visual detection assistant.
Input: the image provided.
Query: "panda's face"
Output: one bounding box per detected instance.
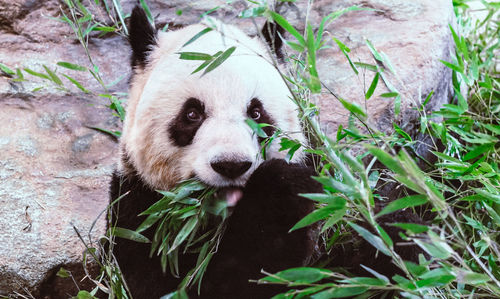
[120,18,305,191]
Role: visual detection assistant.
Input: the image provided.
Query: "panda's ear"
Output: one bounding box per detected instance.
[128,5,157,68]
[261,21,285,61]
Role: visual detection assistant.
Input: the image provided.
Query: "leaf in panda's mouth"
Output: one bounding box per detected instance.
[134,179,230,290]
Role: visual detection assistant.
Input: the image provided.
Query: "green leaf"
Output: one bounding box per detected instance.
[24,67,50,80]
[353,62,378,72]
[290,206,344,232]
[394,94,401,116]
[183,27,213,47]
[338,97,366,117]
[300,193,346,207]
[111,227,150,243]
[390,222,429,234]
[245,118,268,138]
[139,0,155,25]
[306,23,321,93]
[393,123,412,141]
[56,267,70,278]
[360,265,389,284]
[42,65,62,85]
[377,195,427,217]
[203,46,236,75]
[423,90,434,107]
[238,6,266,18]
[312,287,369,299]
[136,212,163,233]
[454,87,468,112]
[89,126,121,138]
[324,5,374,24]
[263,267,333,284]
[191,59,213,75]
[93,26,116,32]
[349,223,391,256]
[285,144,301,162]
[414,232,453,259]
[365,72,379,99]
[416,275,455,288]
[57,61,87,71]
[463,143,493,161]
[380,92,398,98]
[340,277,387,286]
[366,39,383,62]
[168,217,198,254]
[0,62,15,75]
[375,224,393,249]
[270,11,305,46]
[365,145,404,175]
[332,37,358,75]
[74,290,98,299]
[440,59,463,73]
[285,40,305,52]
[178,52,213,60]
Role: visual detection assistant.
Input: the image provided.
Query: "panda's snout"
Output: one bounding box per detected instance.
[210,160,252,179]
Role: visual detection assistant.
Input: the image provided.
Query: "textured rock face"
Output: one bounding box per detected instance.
[0,0,454,296]
[0,96,117,294]
[311,0,455,139]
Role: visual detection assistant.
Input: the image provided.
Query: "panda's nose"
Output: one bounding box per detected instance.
[210,160,252,179]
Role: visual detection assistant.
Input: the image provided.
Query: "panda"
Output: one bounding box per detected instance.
[109,6,323,299]
[109,5,426,299]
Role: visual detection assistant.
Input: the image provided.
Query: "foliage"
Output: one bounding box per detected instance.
[2,0,498,298]
[255,1,500,298]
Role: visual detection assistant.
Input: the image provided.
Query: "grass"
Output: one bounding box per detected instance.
[1,0,498,298]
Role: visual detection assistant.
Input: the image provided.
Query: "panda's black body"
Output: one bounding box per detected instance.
[111,159,321,298]
[109,6,423,299]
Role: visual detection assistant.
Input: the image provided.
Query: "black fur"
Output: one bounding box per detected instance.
[248,98,276,142]
[109,159,320,298]
[261,21,285,61]
[168,97,206,147]
[198,159,320,298]
[109,172,195,298]
[129,5,157,68]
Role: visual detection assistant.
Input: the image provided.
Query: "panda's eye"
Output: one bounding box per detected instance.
[249,108,261,120]
[186,109,202,122]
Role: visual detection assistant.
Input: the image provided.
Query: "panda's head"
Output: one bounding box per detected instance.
[119,7,305,192]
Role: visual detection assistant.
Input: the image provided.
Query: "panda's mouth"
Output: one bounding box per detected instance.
[216,187,244,207]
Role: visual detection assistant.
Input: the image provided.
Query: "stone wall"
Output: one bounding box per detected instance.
[0,0,454,296]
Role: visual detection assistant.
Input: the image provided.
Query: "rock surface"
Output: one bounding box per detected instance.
[0,0,454,296]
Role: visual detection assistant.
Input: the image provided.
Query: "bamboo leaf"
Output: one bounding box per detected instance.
[0,62,15,75]
[377,195,428,217]
[338,97,366,117]
[290,206,345,232]
[111,227,150,243]
[168,217,198,254]
[349,223,391,256]
[183,27,213,47]
[57,61,87,71]
[178,52,213,61]
[263,267,333,284]
[270,11,305,46]
[24,68,50,80]
[365,72,380,99]
[43,65,63,86]
[202,46,236,75]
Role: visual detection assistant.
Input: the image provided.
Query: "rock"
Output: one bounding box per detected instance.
[0,95,118,296]
[310,0,454,141]
[0,0,454,296]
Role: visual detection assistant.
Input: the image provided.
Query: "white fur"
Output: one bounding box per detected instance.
[120,20,306,189]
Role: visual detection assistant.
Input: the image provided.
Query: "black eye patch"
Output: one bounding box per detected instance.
[168,98,206,147]
[247,98,275,141]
